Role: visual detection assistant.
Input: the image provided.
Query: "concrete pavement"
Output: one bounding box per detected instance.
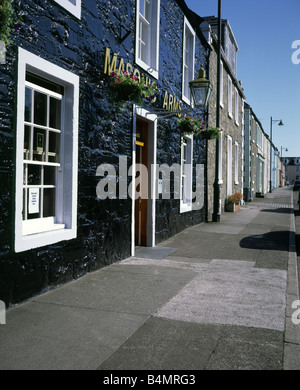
[0,186,299,371]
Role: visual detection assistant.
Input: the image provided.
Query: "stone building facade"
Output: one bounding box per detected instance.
[283,157,300,184]
[0,0,211,307]
[244,103,268,200]
[199,17,246,219]
[243,103,284,200]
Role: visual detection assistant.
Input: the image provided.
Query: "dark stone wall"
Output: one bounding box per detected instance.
[0,0,208,307]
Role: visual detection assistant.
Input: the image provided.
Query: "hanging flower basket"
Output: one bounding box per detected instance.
[200,126,222,140]
[177,115,204,138]
[108,71,158,106]
[177,116,222,140]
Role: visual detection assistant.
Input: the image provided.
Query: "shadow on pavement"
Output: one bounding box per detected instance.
[240,231,289,251]
[260,208,292,214]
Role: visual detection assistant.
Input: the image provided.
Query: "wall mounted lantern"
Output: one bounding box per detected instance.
[189,64,213,109]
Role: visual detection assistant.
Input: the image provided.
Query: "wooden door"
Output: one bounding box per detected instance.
[135,119,148,246]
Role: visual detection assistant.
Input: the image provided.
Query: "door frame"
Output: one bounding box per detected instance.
[131,106,157,256]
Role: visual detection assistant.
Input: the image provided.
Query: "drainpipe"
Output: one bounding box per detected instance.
[213,0,222,222]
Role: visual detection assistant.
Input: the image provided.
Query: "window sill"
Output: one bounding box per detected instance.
[15,225,76,253]
[135,57,159,80]
[23,217,65,236]
[182,95,191,106]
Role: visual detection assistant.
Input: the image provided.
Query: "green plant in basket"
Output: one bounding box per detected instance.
[177,115,204,137]
[109,71,158,106]
[201,126,222,140]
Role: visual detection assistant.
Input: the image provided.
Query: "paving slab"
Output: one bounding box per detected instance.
[98,317,283,371]
[284,343,300,370]
[98,317,225,370]
[255,250,289,270]
[34,265,196,316]
[134,246,176,259]
[205,325,283,370]
[0,301,148,370]
[155,259,287,331]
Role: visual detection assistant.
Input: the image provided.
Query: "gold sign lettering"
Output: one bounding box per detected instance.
[104,47,182,115]
[104,47,117,75]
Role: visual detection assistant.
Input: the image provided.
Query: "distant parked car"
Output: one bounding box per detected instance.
[293,180,300,191]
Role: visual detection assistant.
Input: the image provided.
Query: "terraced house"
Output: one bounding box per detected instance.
[197,15,246,219]
[243,103,269,201]
[0,0,217,306]
[244,102,284,201]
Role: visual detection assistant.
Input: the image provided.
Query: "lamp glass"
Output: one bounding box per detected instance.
[189,81,212,108]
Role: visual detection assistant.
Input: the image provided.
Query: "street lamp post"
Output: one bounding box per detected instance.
[269,117,284,193]
[212,0,222,222]
[281,146,288,157]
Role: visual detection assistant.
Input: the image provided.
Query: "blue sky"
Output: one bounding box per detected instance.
[185,0,300,157]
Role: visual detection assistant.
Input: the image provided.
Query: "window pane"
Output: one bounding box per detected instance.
[34,91,47,126]
[184,66,189,97]
[44,166,56,186]
[26,72,64,95]
[23,164,27,185]
[50,97,61,130]
[25,87,32,122]
[33,128,46,161]
[43,188,56,217]
[139,19,149,63]
[182,176,187,203]
[140,0,150,20]
[48,131,60,163]
[24,126,31,160]
[27,164,41,185]
[145,0,150,20]
[27,188,41,219]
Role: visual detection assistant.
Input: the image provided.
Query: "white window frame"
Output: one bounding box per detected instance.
[15,47,79,253]
[234,87,239,125]
[252,117,255,143]
[227,135,233,195]
[180,135,193,213]
[135,0,160,80]
[251,153,255,184]
[234,142,239,184]
[220,60,224,107]
[182,17,195,105]
[228,76,232,118]
[53,0,81,19]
